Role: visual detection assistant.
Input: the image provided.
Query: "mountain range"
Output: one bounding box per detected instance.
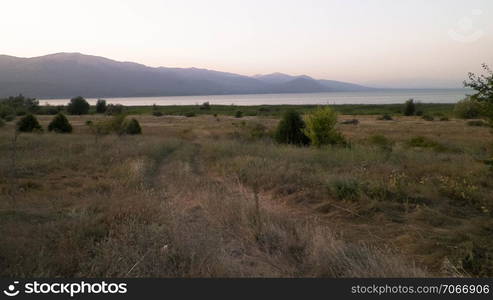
[0,53,373,98]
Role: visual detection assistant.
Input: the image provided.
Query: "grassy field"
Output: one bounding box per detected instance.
[118,103,456,117]
[1,111,492,277]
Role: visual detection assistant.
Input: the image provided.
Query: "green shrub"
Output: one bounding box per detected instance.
[341,119,359,125]
[304,106,346,147]
[235,111,243,118]
[406,136,447,152]
[152,111,163,117]
[467,120,487,127]
[0,118,5,128]
[274,110,310,146]
[67,96,90,115]
[0,104,16,119]
[4,115,15,122]
[440,116,450,121]
[96,99,107,113]
[422,114,434,121]
[200,102,211,110]
[16,114,42,132]
[48,113,73,133]
[369,134,394,151]
[331,179,362,201]
[454,98,481,119]
[123,118,142,135]
[377,114,393,120]
[403,99,416,116]
[105,104,125,115]
[184,112,196,117]
[40,105,60,115]
[249,123,268,140]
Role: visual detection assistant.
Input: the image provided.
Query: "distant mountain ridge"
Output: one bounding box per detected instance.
[0,53,373,98]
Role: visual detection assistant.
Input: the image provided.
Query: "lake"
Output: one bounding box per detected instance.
[40,89,471,106]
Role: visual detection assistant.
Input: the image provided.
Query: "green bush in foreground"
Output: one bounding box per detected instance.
[16,114,42,132]
[274,110,310,146]
[48,113,73,133]
[304,106,346,147]
[123,118,142,135]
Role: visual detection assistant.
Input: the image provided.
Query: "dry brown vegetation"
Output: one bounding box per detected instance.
[1,113,492,277]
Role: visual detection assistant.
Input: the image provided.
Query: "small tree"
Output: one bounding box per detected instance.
[274,110,310,146]
[464,64,493,124]
[123,118,142,135]
[67,96,90,115]
[16,114,42,132]
[48,113,73,133]
[403,99,416,116]
[304,106,345,147]
[96,99,107,114]
[235,110,243,118]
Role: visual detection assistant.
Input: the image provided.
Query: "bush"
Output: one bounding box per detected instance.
[105,104,125,115]
[152,111,163,117]
[249,123,269,140]
[200,102,211,110]
[403,99,416,116]
[123,118,142,135]
[235,111,243,118]
[0,118,5,128]
[4,115,15,122]
[304,106,346,147]
[331,179,362,201]
[467,120,487,127]
[96,99,107,114]
[67,96,90,115]
[377,114,393,120]
[0,94,39,115]
[406,136,448,152]
[454,98,482,119]
[440,116,450,121]
[48,113,73,133]
[422,114,434,121]
[184,112,196,117]
[341,119,359,125]
[274,110,310,146]
[39,105,60,115]
[369,134,394,151]
[0,104,15,119]
[16,114,42,132]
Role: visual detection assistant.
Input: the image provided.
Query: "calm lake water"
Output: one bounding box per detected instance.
[40,89,471,106]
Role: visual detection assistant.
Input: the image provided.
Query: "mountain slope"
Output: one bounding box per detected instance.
[255,73,373,92]
[0,53,372,98]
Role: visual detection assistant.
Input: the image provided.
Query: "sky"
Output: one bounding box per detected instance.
[1,0,492,88]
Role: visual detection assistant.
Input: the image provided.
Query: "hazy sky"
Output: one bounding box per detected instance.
[1,0,492,87]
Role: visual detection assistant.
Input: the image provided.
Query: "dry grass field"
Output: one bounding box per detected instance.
[1,113,492,277]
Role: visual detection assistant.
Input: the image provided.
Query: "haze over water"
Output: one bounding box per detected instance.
[41,89,470,106]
